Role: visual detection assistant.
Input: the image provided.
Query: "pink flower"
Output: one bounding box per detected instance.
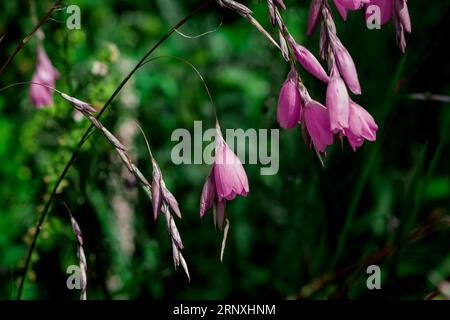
[303,100,334,154]
[277,68,302,129]
[29,44,59,108]
[333,0,368,20]
[330,34,361,95]
[333,0,349,20]
[30,73,53,107]
[200,130,249,229]
[344,100,378,150]
[214,136,249,201]
[326,68,350,133]
[289,36,329,83]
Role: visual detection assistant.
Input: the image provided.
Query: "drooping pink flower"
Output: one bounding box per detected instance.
[303,100,334,154]
[289,36,329,83]
[330,34,361,95]
[365,0,393,25]
[344,100,378,150]
[199,129,249,229]
[333,0,349,20]
[333,0,368,20]
[307,0,322,36]
[277,68,302,129]
[326,68,350,133]
[214,133,249,201]
[29,44,59,108]
[30,73,53,107]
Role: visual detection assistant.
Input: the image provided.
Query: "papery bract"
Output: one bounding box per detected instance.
[275,0,286,10]
[60,93,97,114]
[151,167,163,220]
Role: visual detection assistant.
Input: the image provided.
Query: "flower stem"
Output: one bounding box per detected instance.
[16,0,213,299]
[0,0,62,76]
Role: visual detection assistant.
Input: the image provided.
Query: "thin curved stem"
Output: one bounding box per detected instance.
[16,0,213,300]
[0,0,62,76]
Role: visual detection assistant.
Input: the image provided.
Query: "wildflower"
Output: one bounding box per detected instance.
[288,36,329,83]
[333,0,368,20]
[344,100,378,150]
[303,100,334,154]
[29,44,59,108]
[326,67,350,133]
[277,68,302,129]
[200,128,249,229]
[329,33,361,95]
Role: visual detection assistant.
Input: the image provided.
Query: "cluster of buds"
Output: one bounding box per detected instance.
[320,0,411,52]
[266,0,378,158]
[60,92,190,279]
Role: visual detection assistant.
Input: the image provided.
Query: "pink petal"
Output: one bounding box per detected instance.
[277,68,302,129]
[326,69,350,133]
[304,100,334,153]
[214,135,249,202]
[200,171,216,217]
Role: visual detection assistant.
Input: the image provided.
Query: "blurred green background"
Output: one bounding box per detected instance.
[0,0,449,299]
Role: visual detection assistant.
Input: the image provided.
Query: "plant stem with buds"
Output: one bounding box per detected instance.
[0,0,62,76]
[16,0,213,299]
